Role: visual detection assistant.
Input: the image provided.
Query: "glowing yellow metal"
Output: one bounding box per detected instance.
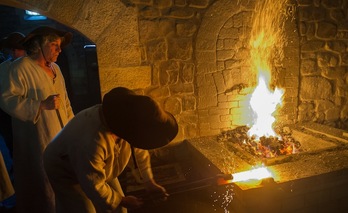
[232,167,273,183]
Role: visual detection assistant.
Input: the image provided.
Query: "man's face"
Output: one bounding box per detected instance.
[42,38,62,63]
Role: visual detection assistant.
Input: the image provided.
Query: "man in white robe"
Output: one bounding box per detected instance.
[0,26,74,213]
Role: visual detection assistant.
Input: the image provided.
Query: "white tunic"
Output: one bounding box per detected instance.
[0,56,74,213]
[43,105,153,213]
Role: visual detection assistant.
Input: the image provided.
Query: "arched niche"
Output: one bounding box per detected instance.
[194,0,299,136]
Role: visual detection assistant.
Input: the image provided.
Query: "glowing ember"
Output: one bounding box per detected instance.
[232,166,273,182]
[220,166,275,184]
[218,125,302,158]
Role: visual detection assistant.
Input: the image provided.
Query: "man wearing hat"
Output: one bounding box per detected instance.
[43,87,178,213]
[0,32,27,155]
[0,32,26,75]
[0,32,27,211]
[0,26,74,213]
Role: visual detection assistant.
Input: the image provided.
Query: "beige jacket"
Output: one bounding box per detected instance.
[44,105,153,213]
[0,56,74,213]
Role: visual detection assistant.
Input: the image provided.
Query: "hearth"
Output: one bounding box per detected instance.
[186,122,348,213]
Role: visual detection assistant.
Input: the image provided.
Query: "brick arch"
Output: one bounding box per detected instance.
[195,0,300,136]
[195,0,256,136]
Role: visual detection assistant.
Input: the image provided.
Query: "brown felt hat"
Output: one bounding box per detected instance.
[0,32,25,50]
[21,26,72,48]
[102,87,178,150]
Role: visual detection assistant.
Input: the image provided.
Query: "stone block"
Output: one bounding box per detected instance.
[164,96,182,115]
[146,38,167,62]
[198,96,217,109]
[198,85,217,97]
[188,0,210,9]
[195,51,216,63]
[182,95,196,111]
[210,121,231,130]
[138,6,160,19]
[180,63,194,83]
[167,7,195,19]
[216,49,234,61]
[195,38,216,50]
[167,36,192,60]
[208,107,229,116]
[146,86,170,98]
[169,83,194,95]
[301,40,325,52]
[176,21,197,37]
[300,76,332,100]
[317,21,337,39]
[300,59,317,75]
[101,66,151,91]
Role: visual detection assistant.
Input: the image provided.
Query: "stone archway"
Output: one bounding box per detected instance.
[0,0,144,95]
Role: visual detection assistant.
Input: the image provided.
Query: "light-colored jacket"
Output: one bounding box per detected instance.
[44,105,153,213]
[0,56,74,213]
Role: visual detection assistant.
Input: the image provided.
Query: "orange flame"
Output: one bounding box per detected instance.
[246,0,289,139]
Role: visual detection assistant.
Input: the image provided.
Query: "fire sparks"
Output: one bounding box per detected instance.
[246,0,289,140]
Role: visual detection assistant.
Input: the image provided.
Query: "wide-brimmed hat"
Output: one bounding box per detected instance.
[102,87,178,150]
[0,32,25,50]
[21,26,72,48]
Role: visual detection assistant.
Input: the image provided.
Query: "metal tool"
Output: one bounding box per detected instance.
[129,174,234,201]
[53,94,64,128]
[56,109,64,128]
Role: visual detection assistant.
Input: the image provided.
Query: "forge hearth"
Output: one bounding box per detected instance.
[217,126,303,159]
[186,122,348,213]
[216,124,341,167]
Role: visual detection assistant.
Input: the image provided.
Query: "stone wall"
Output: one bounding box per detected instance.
[131,0,214,141]
[297,0,348,129]
[195,0,301,136]
[0,0,347,144]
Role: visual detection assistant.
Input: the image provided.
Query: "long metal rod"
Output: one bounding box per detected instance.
[56,109,64,128]
[132,174,233,201]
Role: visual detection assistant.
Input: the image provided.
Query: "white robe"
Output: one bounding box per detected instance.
[0,56,74,213]
[43,105,153,213]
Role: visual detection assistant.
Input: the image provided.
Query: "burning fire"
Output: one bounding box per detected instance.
[247,76,283,140]
[217,0,300,159]
[246,0,289,140]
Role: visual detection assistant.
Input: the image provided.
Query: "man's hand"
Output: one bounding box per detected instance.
[120,195,143,210]
[144,180,169,201]
[40,94,60,110]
